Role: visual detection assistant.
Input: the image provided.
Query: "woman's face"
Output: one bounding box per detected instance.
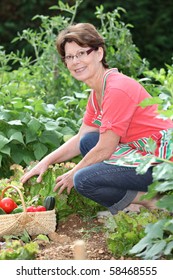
[64,41,103,84]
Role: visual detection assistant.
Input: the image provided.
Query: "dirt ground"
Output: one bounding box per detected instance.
[36,213,116,260]
[36,204,143,260]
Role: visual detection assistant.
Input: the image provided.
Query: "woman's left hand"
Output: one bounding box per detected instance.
[54,169,74,195]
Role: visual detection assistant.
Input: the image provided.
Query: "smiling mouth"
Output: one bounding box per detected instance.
[75,67,86,73]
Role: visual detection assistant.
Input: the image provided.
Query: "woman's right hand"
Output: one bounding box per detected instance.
[20,161,49,184]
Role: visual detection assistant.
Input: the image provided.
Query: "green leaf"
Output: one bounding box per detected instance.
[39,130,62,147]
[164,220,173,234]
[16,242,39,260]
[60,126,75,135]
[155,181,173,192]
[152,163,173,181]
[23,153,35,165]
[9,131,24,144]
[164,241,173,255]
[20,230,31,243]
[145,219,166,238]
[7,120,22,126]
[45,120,60,131]
[145,138,157,153]
[63,134,73,142]
[25,130,37,144]
[144,240,166,259]
[130,218,169,259]
[130,236,151,255]
[141,182,158,200]
[0,145,10,156]
[11,146,26,163]
[11,98,24,109]
[139,97,163,107]
[27,118,41,133]
[0,120,8,131]
[74,91,88,99]
[35,234,49,242]
[33,142,48,160]
[136,157,155,174]
[0,135,9,149]
[157,194,173,211]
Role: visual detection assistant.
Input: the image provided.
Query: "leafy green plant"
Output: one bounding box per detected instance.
[127,157,173,259]
[105,209,171,258]
[139,64,173,119]
[0,238,39,260]
[0,94,85,178]
[25,162,105,220]
[118,62,173,259]
[95,5,149,78]
[0,162,104,221]
[130,218,173,260]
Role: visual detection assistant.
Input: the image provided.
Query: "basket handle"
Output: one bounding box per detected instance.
[0,185,27,213]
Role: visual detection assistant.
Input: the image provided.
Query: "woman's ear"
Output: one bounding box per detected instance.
[97,47,104,62]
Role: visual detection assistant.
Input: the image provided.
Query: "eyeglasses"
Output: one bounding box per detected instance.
[64,48,95,63]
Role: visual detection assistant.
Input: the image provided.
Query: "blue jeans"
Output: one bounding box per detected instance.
[73,132,153,214]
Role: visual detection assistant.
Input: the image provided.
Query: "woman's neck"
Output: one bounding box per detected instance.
[89,67,108,95]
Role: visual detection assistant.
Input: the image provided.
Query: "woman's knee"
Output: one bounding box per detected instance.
[73,169,85,194]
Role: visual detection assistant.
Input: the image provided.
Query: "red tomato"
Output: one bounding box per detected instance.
[0,197,17,214]
[36,206,46,212]
[26,206,37,212]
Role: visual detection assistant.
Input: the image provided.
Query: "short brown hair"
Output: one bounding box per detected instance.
[56,23,108,68]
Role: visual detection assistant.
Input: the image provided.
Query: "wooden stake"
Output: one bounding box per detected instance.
[73,239,87,260]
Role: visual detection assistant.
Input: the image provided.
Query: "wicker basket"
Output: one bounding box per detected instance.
[0,185,57,237]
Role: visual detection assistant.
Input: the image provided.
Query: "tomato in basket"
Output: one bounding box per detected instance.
[26,206,37,212]
[0,197,17,214]
[36,206,46,212]
[26,205,46,212]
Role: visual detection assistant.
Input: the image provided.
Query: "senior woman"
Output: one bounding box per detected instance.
[21,23,173,215]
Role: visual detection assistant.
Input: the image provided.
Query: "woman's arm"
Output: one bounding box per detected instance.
[54,129,120,194]
[21,122,99,184]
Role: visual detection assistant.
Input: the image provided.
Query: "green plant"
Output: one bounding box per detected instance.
[105,209,171,258]
[0,162,104,221]
[127,156,173,259]
[96,5,149,78]
[130,218,173,259]
[139,64,173,119]
[118,62,173,259]
[0,238,39,260]
[0,95,84,178]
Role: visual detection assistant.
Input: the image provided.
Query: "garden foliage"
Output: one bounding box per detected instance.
[105,209,172,259]
[0,0,173,259]
[0,0,148,178]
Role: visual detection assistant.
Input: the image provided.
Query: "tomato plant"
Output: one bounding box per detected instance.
[0,198,17,214]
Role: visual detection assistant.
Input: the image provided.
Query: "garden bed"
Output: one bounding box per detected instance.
[36,213,115,260]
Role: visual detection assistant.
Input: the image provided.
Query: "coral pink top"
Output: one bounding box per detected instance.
[83,69,173,166]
